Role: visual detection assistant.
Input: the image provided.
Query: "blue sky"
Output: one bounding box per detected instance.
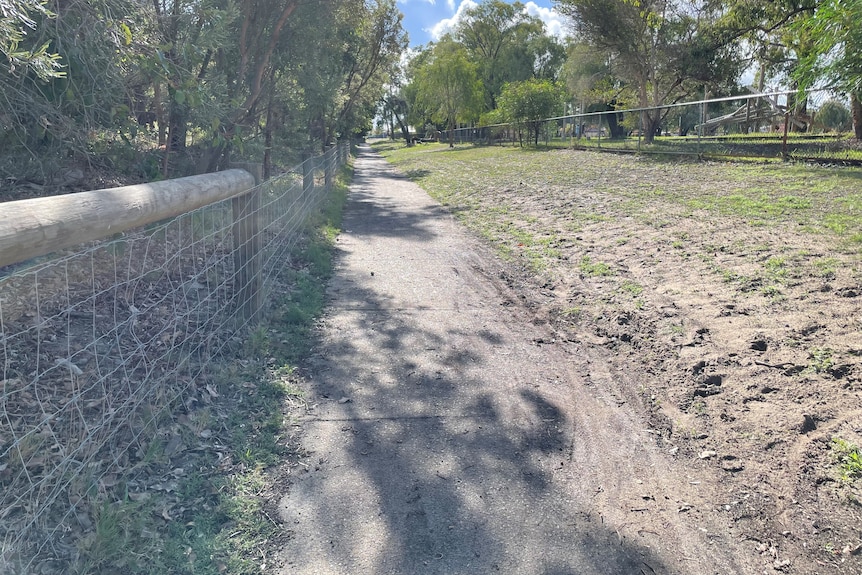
[396,0,569,47]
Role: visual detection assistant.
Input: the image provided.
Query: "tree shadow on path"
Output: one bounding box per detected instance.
[279,146,682,575]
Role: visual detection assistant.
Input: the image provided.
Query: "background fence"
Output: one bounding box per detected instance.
[0,142,349,573]
[443,90,860,165]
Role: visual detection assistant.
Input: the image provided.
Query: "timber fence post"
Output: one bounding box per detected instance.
[229,163,263,324]
[302,150,314,202]
[325,146,336,192]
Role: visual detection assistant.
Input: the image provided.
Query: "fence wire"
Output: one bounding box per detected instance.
[0,143,349,573]
[440,91,858,164]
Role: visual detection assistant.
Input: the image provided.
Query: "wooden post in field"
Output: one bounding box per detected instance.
[782,112,791,160]
[324,147,334,192]
[302,150,314,201]
[229,163,263,323]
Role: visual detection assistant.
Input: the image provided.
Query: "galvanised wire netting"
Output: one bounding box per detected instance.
[0,143,348,573]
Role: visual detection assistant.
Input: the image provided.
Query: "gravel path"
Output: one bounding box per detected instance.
[275,145,752,575]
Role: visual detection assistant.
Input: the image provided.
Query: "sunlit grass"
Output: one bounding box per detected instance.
[372,140,862,248]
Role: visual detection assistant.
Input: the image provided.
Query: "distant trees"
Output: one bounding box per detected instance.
[455,0,563,109]
[395,0,862,147]
[498,79,565,145]
[414,41,484,147]
[553,0,740,143]
[404,0,564,146]
[815,100,852,132]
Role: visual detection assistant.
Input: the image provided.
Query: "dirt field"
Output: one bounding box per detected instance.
[374,141,862,574]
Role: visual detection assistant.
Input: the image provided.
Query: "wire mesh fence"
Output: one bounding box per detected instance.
[0,143,349,573]
[443,90,860,164]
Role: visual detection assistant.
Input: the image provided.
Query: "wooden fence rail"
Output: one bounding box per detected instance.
[0,169,257,270]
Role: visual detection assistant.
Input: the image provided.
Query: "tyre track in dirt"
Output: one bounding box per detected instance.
[273,145,756,574]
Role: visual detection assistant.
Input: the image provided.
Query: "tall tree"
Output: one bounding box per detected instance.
[554,0,739,142]
[498,79,565,145]
[414,41,484,147]
[715,1,818,131]
[793,0,862,138]
[455,0,549,110]
[292,0,406,151]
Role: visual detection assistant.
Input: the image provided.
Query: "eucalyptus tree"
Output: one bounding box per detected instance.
[715,0,817,81]
[0,0,64,79]
[455,0,555,110]
[497,78,565,145]
[0,0,139,170]
[326,0,407,145]
[414,40,484,147]
[792,0,862,138]
[713,0,818,130]
[288,0,406,151]
[553,0,740,142]
[561,41,634,138]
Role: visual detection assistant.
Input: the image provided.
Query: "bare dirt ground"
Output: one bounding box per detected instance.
[272,146,764,575]
[371,143,862,574]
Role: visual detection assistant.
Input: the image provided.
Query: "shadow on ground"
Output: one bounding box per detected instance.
[280,147,688,575]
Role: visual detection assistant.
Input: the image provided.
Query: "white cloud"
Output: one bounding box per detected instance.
[427,0,478,41]
[426,1,570,43]
[522,2,569,40]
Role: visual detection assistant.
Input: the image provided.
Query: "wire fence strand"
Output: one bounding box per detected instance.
[0,143,350,573]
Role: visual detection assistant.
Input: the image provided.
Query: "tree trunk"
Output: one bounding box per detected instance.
[606,111,624,139]
[166,93,187,153]
[448,116,455,148]
[852,92,862,140]
[263,96,273,180]
[642,111,660,144]
[397,119,411,145]
[154,81,166,146]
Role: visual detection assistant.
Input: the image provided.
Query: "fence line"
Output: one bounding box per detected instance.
[432,90,858,163]
[0,142,350,573]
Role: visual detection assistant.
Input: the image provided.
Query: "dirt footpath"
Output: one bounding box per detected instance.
[274,146,759,574]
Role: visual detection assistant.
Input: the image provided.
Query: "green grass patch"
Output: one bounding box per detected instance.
[374,141,861,242]
[832,438,862,483]
[619,280,644,297]
[579,256,614,277]
[805,347,835,374]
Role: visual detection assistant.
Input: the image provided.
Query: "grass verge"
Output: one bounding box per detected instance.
[371,140,862,260]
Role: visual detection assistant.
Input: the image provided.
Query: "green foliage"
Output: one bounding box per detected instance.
[0,0,404,185]
[805,347,834,374]
[814,99,852,133]
[414,40,484,147]
[554,0,741,142]
[0,0,64,80]
[497,78,565,145]
[794,0,862,95]
[455,0,562,108]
